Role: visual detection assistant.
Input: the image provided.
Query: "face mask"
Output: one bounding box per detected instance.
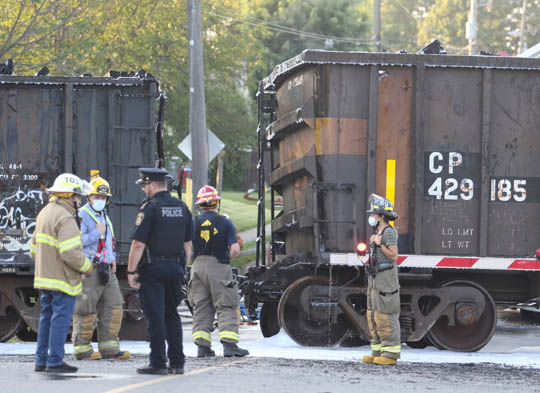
[368,216,379,227]
[92,199,106,212]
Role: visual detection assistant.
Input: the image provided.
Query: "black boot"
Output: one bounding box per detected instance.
[46,362,78,373]
[197,345,216,358]
[136,365,167,375]
[223,342,249,357]
[168,366,184,374]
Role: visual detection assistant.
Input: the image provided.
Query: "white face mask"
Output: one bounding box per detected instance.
[92,199,106,212]
[368,216,379,227]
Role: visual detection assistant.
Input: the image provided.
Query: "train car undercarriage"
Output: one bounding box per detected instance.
[242,255,540,352]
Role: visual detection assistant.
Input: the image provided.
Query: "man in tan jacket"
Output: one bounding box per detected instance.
[31,173,93,373]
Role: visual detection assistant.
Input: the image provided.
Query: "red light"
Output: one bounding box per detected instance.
[356,242,367,255]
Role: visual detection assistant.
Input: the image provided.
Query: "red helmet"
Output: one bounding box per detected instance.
[195,185,221,206]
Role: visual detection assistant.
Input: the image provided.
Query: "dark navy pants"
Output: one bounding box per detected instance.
[36,290,76,367]
[139,262,184,368]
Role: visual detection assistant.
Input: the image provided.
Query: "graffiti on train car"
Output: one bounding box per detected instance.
[0,187,45,251]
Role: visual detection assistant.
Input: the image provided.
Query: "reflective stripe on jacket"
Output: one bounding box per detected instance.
[31,198,93,296]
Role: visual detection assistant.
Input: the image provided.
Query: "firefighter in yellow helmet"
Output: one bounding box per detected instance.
[362,194,401,365]
[31,173,93,373]
[71,176,130,361]
[188,186,249,357]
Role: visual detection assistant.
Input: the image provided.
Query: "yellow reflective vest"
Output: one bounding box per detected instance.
[31,197,93,296]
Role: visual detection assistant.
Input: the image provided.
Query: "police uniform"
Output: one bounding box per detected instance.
[130,168,193,373]
[189,209,246,355]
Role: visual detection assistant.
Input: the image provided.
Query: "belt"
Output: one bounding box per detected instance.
[150,255,184,264]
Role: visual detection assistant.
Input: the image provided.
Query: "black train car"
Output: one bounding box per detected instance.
[243,50,540,351]
[0,74,162,341]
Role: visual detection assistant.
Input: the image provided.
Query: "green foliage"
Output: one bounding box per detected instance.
[416,0,539,55]
[219,190,270,232]
[418,0,468,53]
[248,0,371,92]
[375,0,435,53]
[1,0,539,199]
[1,0,259,191]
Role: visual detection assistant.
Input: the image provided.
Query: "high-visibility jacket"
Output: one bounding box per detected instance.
[31,197,92,296]
[79,203,116,264]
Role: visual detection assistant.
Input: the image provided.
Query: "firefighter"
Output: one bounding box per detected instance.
[31,173,93,373]
[362,194,401,366]
[189,185,249,358]
[127,168,192,375]
[72,176,130,361]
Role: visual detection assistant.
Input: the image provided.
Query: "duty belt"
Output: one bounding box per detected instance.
[150,255,184,264]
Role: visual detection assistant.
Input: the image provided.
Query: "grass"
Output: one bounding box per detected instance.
[219,190,271,233]
[182,190,272,271]
[174,189,271,232]
[231,237,271,273]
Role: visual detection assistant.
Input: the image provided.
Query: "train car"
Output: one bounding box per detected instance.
[0,73,163,342]
[242,50,540,351]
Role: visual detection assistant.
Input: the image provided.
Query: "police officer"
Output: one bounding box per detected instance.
[127,168,193,375]
[362,194,401,366]
[189,185,249,357]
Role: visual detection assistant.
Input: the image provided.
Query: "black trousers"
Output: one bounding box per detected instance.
[139,261,184,368]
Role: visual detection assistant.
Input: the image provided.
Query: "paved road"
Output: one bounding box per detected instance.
[1,309,540,393]
[1,355,538,393]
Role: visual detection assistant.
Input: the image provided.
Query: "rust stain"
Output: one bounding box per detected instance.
[374,68,413,235]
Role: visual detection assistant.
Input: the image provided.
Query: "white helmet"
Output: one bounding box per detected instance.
[47,173,89,196]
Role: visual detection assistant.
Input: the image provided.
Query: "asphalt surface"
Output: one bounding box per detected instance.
[1,309,539,393]
[0,353,539,393]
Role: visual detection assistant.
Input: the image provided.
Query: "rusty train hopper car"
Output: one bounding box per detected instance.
[0,74,161,342]
[243,50,540,351]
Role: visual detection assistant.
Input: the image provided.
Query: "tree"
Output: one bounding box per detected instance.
[0,0,96,72]
[1,0,261,190]
[416,0,536,55]
[417,0,468,53]
[375,0,436,53]
[247,0,371,87]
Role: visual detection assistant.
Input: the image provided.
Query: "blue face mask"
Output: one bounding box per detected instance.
[92,199,106,212]
[368,216,379,227]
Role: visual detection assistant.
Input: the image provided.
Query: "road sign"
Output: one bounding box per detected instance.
[178,129,225,163]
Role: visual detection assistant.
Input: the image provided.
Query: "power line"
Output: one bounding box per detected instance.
[204,10,372,46]
[203,2,373,46]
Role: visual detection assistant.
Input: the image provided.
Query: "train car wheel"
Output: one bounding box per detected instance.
[277,276,349,347]
[260,302,280,338]
[0,307,23,342]
[406,335,431,349]
[16,322,37,342]
[427,280,496,352]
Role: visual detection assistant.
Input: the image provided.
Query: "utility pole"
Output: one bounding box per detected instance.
[373,0,382,52]
[519,0,528,53]
[187,0,208,208]
[466,0,478,55]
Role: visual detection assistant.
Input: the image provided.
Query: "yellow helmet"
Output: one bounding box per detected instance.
[89,177,112,196]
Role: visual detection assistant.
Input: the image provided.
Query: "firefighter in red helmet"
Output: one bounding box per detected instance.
[188,185,249,357]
